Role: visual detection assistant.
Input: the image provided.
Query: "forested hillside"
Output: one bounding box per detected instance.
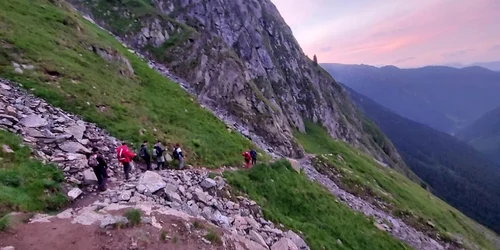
[344,84,500,234]
[457,105,500,164]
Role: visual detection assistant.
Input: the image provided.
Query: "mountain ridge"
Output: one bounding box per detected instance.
[322,62,500,133]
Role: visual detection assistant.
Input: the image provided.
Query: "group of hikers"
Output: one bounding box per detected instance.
[87,140,258,191]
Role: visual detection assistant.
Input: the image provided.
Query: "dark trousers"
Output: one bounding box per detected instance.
[143,157,151,170]
[93,165,108,191]
[157,161,165,170]
[252,158,256,165]
[123,162,131,180]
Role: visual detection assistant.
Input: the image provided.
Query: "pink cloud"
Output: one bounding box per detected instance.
[272,0,500,67]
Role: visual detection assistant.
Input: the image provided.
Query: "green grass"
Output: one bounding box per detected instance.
[0,214,10,231]
[0,0,263,167]
[0,130,67,219]
[225,161,410,250]
[160,231,168,242]
[204,229,222,245]
[124,209,142,226]
[294,121,500,250]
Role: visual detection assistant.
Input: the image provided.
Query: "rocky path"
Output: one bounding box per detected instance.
[0,79,307,250]
[298,156,451,250]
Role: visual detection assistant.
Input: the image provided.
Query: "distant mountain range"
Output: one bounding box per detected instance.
[322,63,500,133]
[343,84,500,234]
[457,105,500,163]
[446,61,500,72]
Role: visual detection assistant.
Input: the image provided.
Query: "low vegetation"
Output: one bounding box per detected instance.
[225,161,409,250]
[0,214,10,231]
[203,229,222,245]
[124,209,142,227]
[0,0,262,168]
[294,121,500,250]
[0,130,66,225]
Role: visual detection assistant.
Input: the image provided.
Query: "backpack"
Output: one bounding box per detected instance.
[250,150,257,158]
[172,148,180,160]
[117,147,126,161]
[244,152,252,161]
[139,147,146,158]
[88,154,99,168]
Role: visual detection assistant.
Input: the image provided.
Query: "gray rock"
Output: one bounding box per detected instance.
[1,246,15,250]
[0,114,19,123]
[287,158,302,173]
[136,184,147,194]
[65,124,86,140]
[83,169,98,185]
[138,171,167,193]
[14,67,23,74]
[286,230,309,250]
[59,141,90,154]
[271,238,298,250]
[249,230,268,248]
[164,183,177,193]
[200,178,216,189]
[2,144,14,154]
[119,191,132,201]
[99,215,129,229]
[166,191,182,204]
[246,216,261,229]
[187,200,200,215]
[193,191,209,204]
[20,115,47,128]
[67,188,83,200]
[165,153,173,162]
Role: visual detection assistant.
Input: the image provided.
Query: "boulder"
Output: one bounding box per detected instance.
[286,158,302,173]
[67,188,83,200]
[166,191,182,204]
[20,115,47,128]
[83,169,98,185]
[249,230,268,248]
[2,144,14,154]
[99,215,129,229]
[271,238,299,250]
[65,124,86,140]
[59,141,90,154]
[138,171,167,193]
[200,178,217,189]
[165,153,173,162]
[286,230,309,250]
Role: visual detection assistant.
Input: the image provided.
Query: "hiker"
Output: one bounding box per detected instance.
[242,151,252,168]
[250,148,257,165]
[154,140,166,170]
[88,147,108,191]
[116,142,136,180]
[173,143,184,170]
[140,140,151,171]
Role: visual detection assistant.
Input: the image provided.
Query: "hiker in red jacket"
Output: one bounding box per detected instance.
[116,142,136,180]
[242,151,252,168]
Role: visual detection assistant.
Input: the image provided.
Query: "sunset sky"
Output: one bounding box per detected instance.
[271,0,500,67]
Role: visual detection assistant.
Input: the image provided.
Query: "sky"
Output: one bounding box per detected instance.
[271,0,500,67]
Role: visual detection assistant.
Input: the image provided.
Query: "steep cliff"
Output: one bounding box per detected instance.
[69,0,408,174]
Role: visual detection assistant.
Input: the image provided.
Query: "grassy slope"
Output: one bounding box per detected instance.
[294,121,499,250]
[225,161,409,250]
[0,130,66,225]
[0,0,261,167]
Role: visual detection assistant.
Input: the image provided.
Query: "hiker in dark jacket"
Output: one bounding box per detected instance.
[140,140,151,171]
[250,148,257,165]
[154,140,165,170]
[173,143,184,170]
[88,147,108,191]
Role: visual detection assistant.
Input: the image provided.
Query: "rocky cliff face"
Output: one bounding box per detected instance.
[69,0,406,171]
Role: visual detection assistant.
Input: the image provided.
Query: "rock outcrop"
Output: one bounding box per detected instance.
[0,79,123,185]
[68,0,408,175]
